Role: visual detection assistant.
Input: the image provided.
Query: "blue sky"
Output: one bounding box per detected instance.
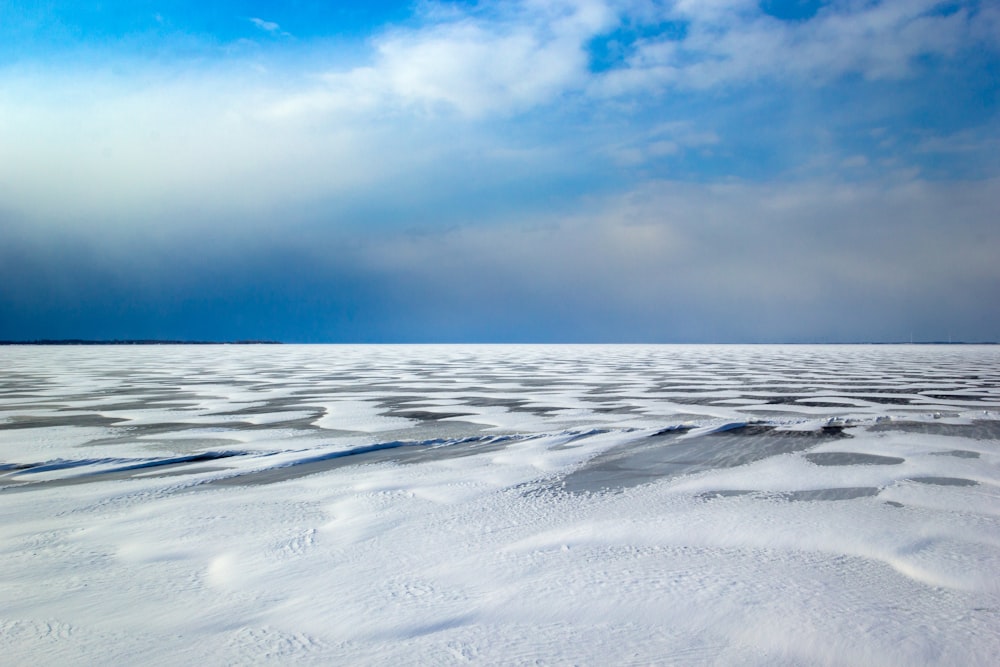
[1,0,998,342]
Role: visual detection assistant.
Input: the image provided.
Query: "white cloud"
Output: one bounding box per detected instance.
[0,68,409,230]
[258,0,997,119]
[1,0,995,241]
[249,17,292,38]
[250,17,280,33]
[594,0,982,95]
[300,0,616,117]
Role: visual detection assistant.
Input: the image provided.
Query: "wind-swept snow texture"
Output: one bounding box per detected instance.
[2,344,999,665]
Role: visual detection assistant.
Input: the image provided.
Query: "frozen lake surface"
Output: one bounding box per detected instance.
[2,344,999,664]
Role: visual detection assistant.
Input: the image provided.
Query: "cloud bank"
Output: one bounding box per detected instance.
[0,0,997,341]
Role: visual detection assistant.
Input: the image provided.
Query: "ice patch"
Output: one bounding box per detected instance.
[2,344,1000,665]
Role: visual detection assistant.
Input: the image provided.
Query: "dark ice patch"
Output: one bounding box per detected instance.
[551,429,614,450]
[385,410,474,421]
[792,401,862,408]
[869,419,1000,440]
[1,450,252,492]
[559,424,847,493]
[782,487,882,502]
[930,450,981,459]
[0,413,127,430]
[209,434,525,487]
[697,489,757,499]
[698,487,882,502]
[857,396,914,405]
[908,476,979,487]
[805,452,905,466]
[5,450,247,478]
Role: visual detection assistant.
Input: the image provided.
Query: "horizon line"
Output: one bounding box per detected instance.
[2,339,997,346]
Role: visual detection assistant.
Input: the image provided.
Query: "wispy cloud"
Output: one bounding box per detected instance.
[250,17,281,33]
[249,16,291,38]
[264,0,996,118]
[608,122,720,166]
[595,0,983,95]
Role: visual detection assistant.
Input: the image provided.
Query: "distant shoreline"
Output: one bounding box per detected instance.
[0,340,283,346]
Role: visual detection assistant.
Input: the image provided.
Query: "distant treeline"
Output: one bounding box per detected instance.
[0,339,283,345]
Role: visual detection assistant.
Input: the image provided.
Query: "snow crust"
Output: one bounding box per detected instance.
[2,344,999,665]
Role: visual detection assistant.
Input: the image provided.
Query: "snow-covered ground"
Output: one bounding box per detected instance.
[2,344,999,665]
